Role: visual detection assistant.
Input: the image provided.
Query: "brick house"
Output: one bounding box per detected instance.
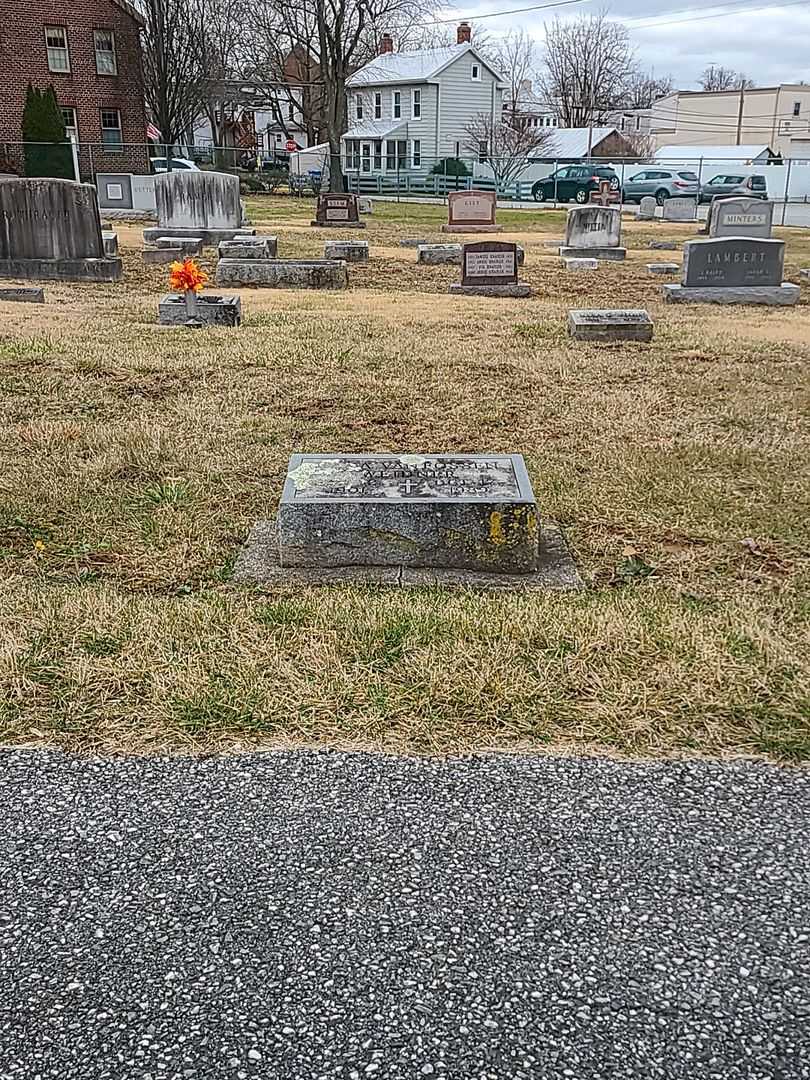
[0,0,149,178]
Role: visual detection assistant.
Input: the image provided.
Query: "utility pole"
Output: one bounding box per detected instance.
[735,84,745,145]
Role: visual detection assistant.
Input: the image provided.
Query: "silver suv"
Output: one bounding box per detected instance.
[622,168,700,205]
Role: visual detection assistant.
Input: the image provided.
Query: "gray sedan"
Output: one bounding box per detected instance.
[622,168,700,204]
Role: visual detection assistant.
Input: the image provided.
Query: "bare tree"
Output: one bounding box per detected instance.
[699,65,755,91]
[493,29,536,127]
[139,0,207,156]
[464,112,554,193]
[539,13,636,128]
[621,72,673,110]
[193,0,250,165]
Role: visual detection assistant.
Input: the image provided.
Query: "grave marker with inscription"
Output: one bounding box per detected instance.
[442,190,502,233]
[709,197,774,239]
[277,454,541,573]
[144,170,249,245]
[560,206,625,261]
[449,241,532,297]
[568,309,654,342]
[638,196,657,220]
[662,236,799,305]
[0,177,121,282]
[662,197,697,222]
[311,192,365,228]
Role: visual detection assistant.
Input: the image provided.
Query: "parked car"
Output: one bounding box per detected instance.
[532,165,620,204]
[699,173,768,202]
[149,157,200,173]
[622,168,699,205]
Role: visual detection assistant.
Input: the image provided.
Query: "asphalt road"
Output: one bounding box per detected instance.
[1,750,808,1080]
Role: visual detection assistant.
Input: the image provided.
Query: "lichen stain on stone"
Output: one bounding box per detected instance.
[489,511,506,546]
[288,458,357,492]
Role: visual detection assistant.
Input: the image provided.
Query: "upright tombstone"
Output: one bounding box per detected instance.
[311,192,365,229]
[559,205,625,261]
[709,197,774,239]
[662,236,799,305]
[442,190,502,233]
[96,172,157,213]
[589,180,621,206]
[638,196,657,220]
[662,197,697,222]
[144,170,249,245]
[0,178,122,282]
[448,241,531,297]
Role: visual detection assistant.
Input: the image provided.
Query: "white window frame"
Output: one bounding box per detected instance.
[374,92,382,120]
[411,89,421,121]
[60,107,77,138]
[373,140,382,170]
[355,93,364,121]
[471,63,481,81]
[392,90,401,119]
[100,108,123,153]
[411,138,421,167]
[94,29,117,75]
[477,139,488,164]
[45,26,70,73]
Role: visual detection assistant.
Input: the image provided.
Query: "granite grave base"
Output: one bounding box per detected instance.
[218,237,277,259]
[559,246,626,261]
[649,240,677,250]
[647,263,679,275]
[662,284,800,305]
[158,293,241,326]
[449,283,532,297]
[310,220,366,229]
[0,257,121,282]
[143,226,255,246]
[143,247,184,265]
[419,244,525,266]
[324,240,369,263]
[153,236,203,254]
[441,224,503,234]
[215,258,348,289]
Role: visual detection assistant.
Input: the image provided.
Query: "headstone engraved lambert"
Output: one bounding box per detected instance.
[0,178,122,282]
[233,454,580,590]
[709,197,774,239]
[144,170,253,246]
[661,197,697,222]
[442,190,502,233]
[311,192,365,229]
[662,236,799,305]
[448,241,532,297]
[559,206,625,261]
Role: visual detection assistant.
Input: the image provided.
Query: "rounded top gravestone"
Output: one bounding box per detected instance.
[709,197,774,239]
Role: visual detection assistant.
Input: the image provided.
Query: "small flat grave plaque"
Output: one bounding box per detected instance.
[461,241,518,286]
[277,453,540,573]
[568,309,653,343]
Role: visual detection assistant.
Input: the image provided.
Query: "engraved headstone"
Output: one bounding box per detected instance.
[312,192,365,228]
[442,190,502,233]
[0,177,121,281]
[277,453,540,573]
[662,236,799,305]
[568,309,653,342]
[662,197,697,222]
[144,170,246,245]
[709,197,774,239]
[638,196,657,220]
[560,206,625,261]
[589,179,621,206]
[449,241,531,297]
[96,172,157,211]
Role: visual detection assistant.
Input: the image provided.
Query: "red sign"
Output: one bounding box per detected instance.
[286,140,297,153]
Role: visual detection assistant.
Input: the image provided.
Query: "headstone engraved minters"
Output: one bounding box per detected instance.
[662,236,799,305]
[709,197,774,239]
[0,178,121,282]
[442,190,502,233]
[559,206,625,261]
[276,454,541,573]
[449,241,532,297]
[311,192,365,229]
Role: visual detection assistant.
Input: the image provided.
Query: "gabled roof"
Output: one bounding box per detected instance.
[529,127,620,159]
[342,119,403,141]
[112,0,145,25]
[348,43,502,88]
[655,144,772,161]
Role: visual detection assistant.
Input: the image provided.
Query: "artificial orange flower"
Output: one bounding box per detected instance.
[169,258,208,294]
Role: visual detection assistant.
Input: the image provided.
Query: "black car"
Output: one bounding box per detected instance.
[532,165,620,204]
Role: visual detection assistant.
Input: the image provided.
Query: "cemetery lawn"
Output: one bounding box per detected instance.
[1,196,809,761]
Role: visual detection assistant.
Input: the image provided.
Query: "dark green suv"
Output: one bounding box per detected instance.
[532,165,620,204]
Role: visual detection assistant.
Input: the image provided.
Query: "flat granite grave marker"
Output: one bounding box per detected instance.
[215,258,348,289]
[662,197,697,222]
[442,190,502,233]
[568,309,654,342]
[560,206,625,261]
[0,286,45,303]
[564,257,598,270]
[662,236,799,305]
[159,293,241,327]
[217,236,277,260]
[324,240,369,263]
[649,239,677,250]
[0,178,122,281]
[234,454,580,590]
[647,262,679,275]
[312,192,365,229]
[449,241,531,297]
[709,197,774,239]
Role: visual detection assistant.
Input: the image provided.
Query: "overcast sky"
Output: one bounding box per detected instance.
[441,1,810,90]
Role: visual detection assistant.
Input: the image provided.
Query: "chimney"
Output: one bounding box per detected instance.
[379,33,394,55]
[457,21,471,45]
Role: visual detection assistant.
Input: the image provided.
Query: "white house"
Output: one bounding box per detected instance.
[343,22,504,177]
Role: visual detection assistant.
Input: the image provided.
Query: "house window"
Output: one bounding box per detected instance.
[373,140,382,170]
[412,89,421,120]
[346,140,360,170]
[61,107,77,139]
[412,139,421,167]
[100,108,123,152]
[45,26,70,73]
[471,63,480,81]
[478,139,488,164]
[454,141,461,158]
[94,29,117,75]
[374,92,382,120]
[355,94,363,121]
[385,139,407,170]
[793,101,801,117]
[393,90,401,119]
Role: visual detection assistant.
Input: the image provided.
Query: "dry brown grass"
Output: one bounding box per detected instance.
[0,196,808,759]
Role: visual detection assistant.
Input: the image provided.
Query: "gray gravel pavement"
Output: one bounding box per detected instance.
[0,750,808,1080]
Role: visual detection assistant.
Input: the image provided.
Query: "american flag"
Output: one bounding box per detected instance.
[146,122,161,142]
